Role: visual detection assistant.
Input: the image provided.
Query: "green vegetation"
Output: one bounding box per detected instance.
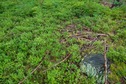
[0,0,126,84]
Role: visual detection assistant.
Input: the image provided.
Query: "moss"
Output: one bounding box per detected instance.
[0,0,126,83]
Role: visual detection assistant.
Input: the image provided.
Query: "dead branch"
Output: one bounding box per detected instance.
[42,54,71,73]
[18,56,45,84]
[18,54,71,84]
[104,40,108,84]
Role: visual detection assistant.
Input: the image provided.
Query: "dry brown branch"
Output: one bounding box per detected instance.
[18,54,71,84]
[42,54,71,73]
[18,56,45,84]
[104,40,108,84]
[97,34,107,37]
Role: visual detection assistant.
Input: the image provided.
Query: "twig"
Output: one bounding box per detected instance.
[18,54,71,84]
[97,34,107,37]
[42,54,71,73]
[104,40,108,84]
[18,56,45,84]
[80,36,98,52]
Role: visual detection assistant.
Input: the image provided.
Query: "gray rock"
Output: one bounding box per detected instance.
[80,54,111,84]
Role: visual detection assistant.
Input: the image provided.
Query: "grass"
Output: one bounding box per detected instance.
[0,0,126,84]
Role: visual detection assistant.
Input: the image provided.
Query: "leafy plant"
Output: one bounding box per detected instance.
[0,0,126,84]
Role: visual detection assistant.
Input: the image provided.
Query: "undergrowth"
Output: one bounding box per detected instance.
[0,0,126,84]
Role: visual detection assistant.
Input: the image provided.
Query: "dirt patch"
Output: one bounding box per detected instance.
[60,24,110,55]
[100,1,113,8]
[120,77,126,84]
[61,24,108,42]
[100,0,123,8]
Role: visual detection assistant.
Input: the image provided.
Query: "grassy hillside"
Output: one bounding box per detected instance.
[0,0,126,84]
